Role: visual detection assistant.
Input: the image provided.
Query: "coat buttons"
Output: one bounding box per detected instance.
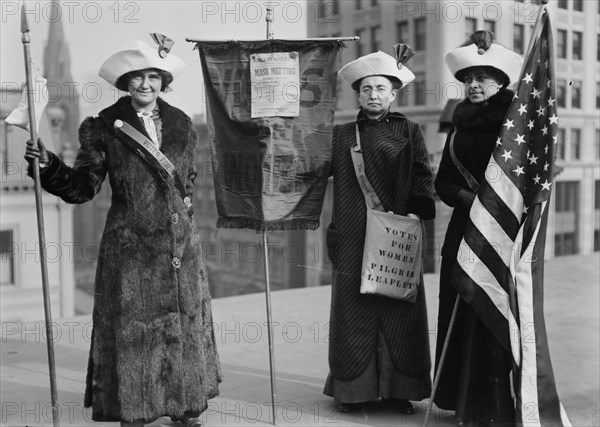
[171,212,180,224]
[172,257,181,269]
[183,196,192,208]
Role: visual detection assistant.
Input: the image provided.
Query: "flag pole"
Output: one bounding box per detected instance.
[20,2,60,426]
[262,4,277,425]
[423,295,460,426]
[423,2,549,426]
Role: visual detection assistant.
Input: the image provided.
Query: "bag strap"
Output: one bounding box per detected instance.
[449,130,480,193]
[350,124,384,211]
[114,119,195,217]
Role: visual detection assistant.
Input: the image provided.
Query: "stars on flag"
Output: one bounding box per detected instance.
[541,180,552,191]
[515,134,526,145]
[536,106,546,117]
[501,150,513,162]
[504,119,515,130]
[491,16,558,209]
[513,165,525,177]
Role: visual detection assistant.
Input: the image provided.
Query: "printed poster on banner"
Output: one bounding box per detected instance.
[250,52,300,118]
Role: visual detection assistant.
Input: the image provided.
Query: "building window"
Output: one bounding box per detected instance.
[414,72,426,105]
[355,0,362,9]
[414,18,426,51]
[356,28,364,58]
[371,0,378,6]
[554,181,579,256]
[397,21,408,44]
[596,82,600,110]
[483,19,496,35]
[370,26,381,52]
[0,120,9,181]
[513,24,525,54]
[556,128,566,160]
[571,80,582,109]
[573,0,583,11]
[557,30,567,58]
[570,128,581,160]
[597,34,600,61]
[572,31,583,60]
[0,230,15,286]
[595,180,600,251]
[319,0,339,17]
[465,18,477,40]
[396,88,408,106]
[556,79,566,108]
[557,0,568,9]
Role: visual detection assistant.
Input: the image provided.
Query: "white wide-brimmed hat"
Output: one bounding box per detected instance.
[339,46,416,89]
[444,31,523,86]
[99,36,185,90]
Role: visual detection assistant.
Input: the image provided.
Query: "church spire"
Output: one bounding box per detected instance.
[43,0,80,159]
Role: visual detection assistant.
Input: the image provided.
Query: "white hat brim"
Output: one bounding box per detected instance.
[98,40,186,88]
[339,51,415,89]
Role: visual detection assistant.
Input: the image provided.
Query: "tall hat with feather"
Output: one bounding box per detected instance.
[338,44,416,90]
[444,31,523,86]
[98,33,185,91]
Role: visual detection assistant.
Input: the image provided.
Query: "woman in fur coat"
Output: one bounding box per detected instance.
[25,38,221,427]
[433,32,523,426]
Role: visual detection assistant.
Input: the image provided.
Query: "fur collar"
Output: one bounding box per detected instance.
[452,88,514,132]
[97,95,184,138]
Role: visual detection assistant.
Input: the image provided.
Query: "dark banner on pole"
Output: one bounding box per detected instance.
[194,40,343,231]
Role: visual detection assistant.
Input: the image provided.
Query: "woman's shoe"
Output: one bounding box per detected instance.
[170,416,203,427]
[386,398,415,414]
[120,423,144,427]
[337,403,359,413]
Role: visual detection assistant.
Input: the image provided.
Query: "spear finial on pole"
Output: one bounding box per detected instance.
[265,3,274,39]
[20,2,60,426]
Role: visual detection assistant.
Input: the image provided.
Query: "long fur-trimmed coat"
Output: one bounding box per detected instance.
[326,110,435,392]
[433,89,515,417]
[35,96,221,423]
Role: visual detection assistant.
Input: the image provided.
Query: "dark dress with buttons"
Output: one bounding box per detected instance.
[434,89,515,425]
[33,96,221,423]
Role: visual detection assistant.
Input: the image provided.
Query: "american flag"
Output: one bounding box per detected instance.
[454,10,571,426]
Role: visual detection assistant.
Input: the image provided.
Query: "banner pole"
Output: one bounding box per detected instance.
[20,2,60,426]
[262,230,277,425]
[263,6,277,425]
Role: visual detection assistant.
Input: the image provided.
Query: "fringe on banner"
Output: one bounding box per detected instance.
[217,217,320,232]
[194,39,346,55]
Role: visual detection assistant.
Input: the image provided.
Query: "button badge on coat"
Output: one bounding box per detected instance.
[171,212,180,224]
[171,257,181,269]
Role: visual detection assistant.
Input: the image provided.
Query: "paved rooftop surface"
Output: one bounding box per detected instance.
[1,253,599,426]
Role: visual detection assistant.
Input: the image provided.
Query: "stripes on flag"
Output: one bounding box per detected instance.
[453,8,571,426]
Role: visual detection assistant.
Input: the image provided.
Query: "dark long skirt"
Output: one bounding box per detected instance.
[434,258,515,425]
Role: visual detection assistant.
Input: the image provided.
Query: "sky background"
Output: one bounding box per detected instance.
[1,0,309,118]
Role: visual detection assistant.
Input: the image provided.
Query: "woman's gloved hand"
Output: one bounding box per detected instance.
[24,137,50,167]
[455,188,476,210]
